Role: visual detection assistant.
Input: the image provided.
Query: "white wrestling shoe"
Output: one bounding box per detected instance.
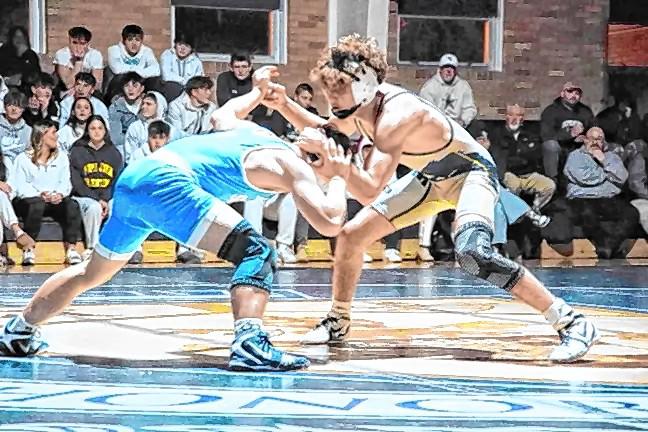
[549,315,600,363]
[0,315,48,357]
[301,313,351,345]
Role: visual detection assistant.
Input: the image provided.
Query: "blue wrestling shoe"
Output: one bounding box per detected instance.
[0,315,48,357]
[229,322,310,371]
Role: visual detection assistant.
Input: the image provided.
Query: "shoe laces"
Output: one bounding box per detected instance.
[252,330,274,352]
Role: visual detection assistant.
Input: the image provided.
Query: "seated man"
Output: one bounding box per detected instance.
[53,26,104,96]
[108,72,145,156]
[58,72,109,128]
[541,82,594,181]
[491,104,556,211]
[0,67,350,372]
[564,127,639,258]
[105,25,160,102]
[167,76,217,136]
[160,32,204,102]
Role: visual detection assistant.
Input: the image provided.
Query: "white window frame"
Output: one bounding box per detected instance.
[395,0,504,71]
[29,0,46,54]
[171,0,288,64]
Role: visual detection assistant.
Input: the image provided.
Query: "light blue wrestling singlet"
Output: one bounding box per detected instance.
[96,125,291,260]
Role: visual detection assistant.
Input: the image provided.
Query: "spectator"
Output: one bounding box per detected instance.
[58,97,93,153]
[23,73,59,126]
[69,115,123,258]
[287,83,321,261]
[160,32,204,102]
[541,81,594,181]
[105,25,160,102]
[127,120,171,264]
[0,90,32,161]
[58,72,109,128]
[53,27,104,96]
[216,53,266,121]
[491,104,556,210]
[0,26,41,88]
[564,127,639,258]
[627,144,648,236]
[108,72,145,157]
[285,83,320,142]
[124,91,182,164]
[0,149,35,266]
[167,76,216,135]
[596,96,643,161]
[12,121,82,265]
[419,53,477,127]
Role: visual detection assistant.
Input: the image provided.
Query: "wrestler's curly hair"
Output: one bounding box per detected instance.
[310,34,387,93]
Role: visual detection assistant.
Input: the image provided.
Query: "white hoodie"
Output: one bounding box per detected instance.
[419,72,477,127]
[59,95,110,129]
[107,42,160,78]
[12,150,72,199]
[57,123,86,153]
[0,115,32,162]
[160,49,204,85]
[123,91,183,163]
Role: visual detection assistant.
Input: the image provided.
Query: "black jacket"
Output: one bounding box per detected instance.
[69,140,123,202]
[0,45,40,84]
[23,99,60,127]
[216,70,267,120]
[540,97,594,146]
[595,106,642,145]
[490,123,544,179]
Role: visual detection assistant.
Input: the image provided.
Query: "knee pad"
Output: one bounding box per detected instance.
[217,220,277,293]
[454,222,524,291]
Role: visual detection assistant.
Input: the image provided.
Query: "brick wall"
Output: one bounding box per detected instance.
[607,24,648,67]
[44,0,609,119]
[44,0,328,108]
[387,0,609,120]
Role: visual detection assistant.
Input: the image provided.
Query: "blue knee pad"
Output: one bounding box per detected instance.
[454,221,524,291]
[217,220,276,293]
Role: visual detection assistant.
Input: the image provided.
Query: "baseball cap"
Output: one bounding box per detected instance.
[439,53,459,68]
[562,81,582,93]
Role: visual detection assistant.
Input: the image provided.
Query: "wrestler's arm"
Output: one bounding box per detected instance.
[210,66,275,128]
[263,82,358,135]
[258,150,349,237]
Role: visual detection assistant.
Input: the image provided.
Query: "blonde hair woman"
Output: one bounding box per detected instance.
[11,120,82,265]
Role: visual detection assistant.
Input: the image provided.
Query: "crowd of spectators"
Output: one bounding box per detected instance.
[0,23,646,267]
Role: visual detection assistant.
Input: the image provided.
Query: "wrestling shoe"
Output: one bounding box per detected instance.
[0,315,48,357]
[549,315,599,363]
[229,322,310,371]
[301,313,351,345]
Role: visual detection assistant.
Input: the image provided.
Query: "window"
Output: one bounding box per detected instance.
[607,1,648,67]
[0,0,45,53]
[396,0,503,70]
[172,0,287,64]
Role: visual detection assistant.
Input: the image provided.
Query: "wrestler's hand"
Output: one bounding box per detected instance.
[296,127,328,165]
[313,135,352,181]
[262,82,288,109]
[252,65,279,93]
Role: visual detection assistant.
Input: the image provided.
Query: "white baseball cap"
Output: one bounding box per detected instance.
[439,53,459,68]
